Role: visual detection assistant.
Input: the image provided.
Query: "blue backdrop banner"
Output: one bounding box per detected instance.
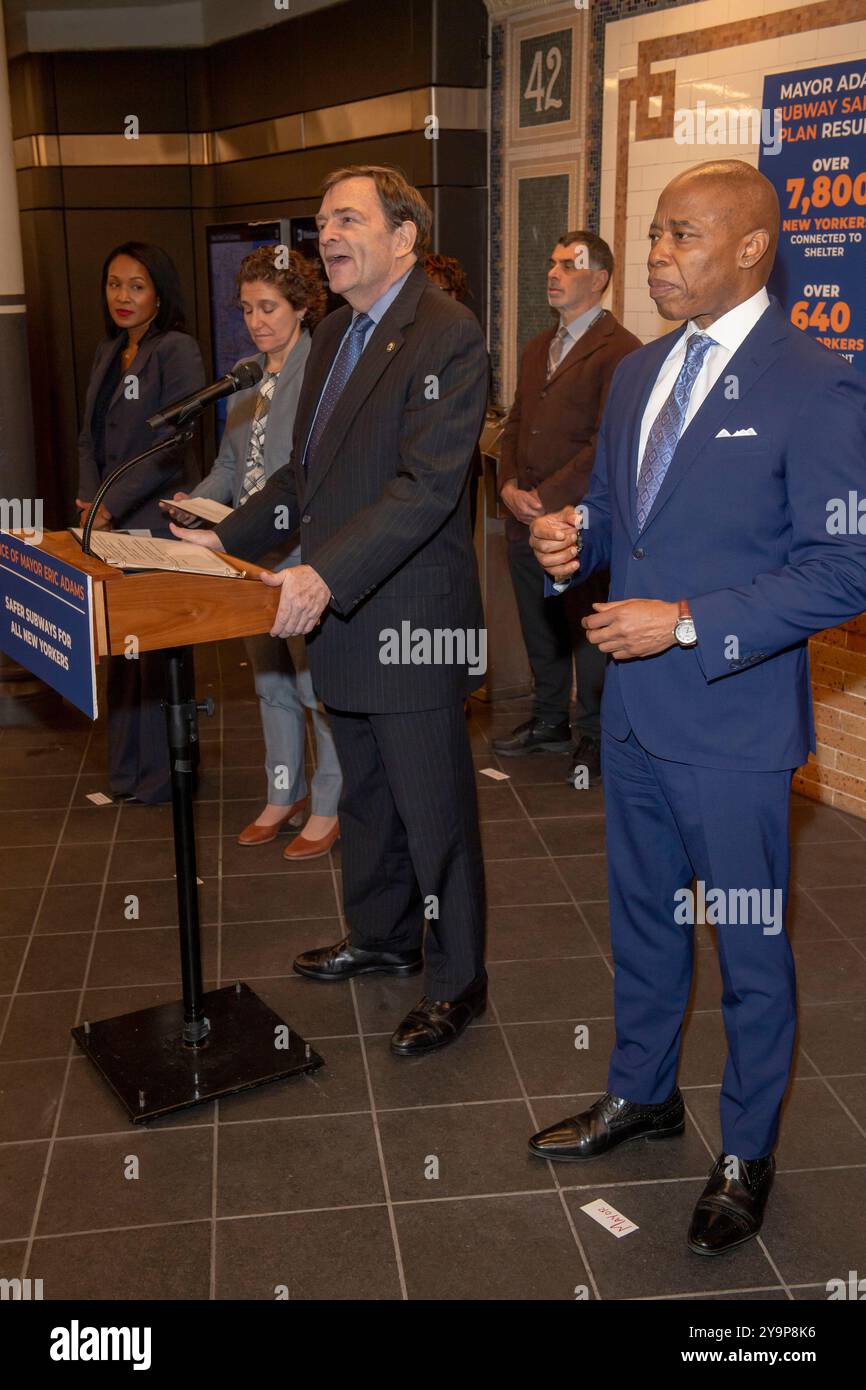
[760,59,866,377]
[0,533,98,719]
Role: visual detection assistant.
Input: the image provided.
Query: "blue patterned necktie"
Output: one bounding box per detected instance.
[303,312,372,473]
[636,332,716,531]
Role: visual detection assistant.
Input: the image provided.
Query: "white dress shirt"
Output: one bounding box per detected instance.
[636,286,770,480]
[550,286,771,593]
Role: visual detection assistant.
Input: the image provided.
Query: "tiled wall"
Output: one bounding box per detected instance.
[489,3,589,405]
[597,0,866,818]
[599,0,866,339]
[585,0,701,233]
[517,173,571,347]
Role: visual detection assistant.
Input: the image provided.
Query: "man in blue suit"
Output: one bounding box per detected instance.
[528,159,866,1255]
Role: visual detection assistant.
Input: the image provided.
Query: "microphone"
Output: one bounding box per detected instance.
[147,360,264,430]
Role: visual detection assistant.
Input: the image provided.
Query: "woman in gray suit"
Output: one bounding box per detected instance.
[164,247,342,858]
[77,241,205,803]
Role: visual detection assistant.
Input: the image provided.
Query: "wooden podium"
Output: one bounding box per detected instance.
[19,531,324,1123]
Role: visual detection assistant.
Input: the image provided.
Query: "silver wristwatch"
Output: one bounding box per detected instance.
[673,599,697,648]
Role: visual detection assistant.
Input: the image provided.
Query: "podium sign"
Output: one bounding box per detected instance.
[0,531,97,718]
[2,529,322,1121]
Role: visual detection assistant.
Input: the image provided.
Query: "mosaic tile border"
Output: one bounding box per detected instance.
[603,0,862,317]
[490,3,588,404]
[585,0,701,236]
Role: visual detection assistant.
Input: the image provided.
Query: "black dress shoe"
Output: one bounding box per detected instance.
[390,978,487,1055]
[492,718,572,757]
[529,1088,685,1161]
[688,1152,776,1255]
[568,735,602,787]
[293,936,423,982]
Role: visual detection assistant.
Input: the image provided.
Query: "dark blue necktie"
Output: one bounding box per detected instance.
[303,312,372,473]
[636,332,715,531]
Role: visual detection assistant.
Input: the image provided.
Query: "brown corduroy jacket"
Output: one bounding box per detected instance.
[499,309,642,541]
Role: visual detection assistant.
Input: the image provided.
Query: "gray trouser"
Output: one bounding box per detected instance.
[243,631,342,815]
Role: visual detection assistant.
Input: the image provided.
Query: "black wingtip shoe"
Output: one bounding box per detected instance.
[528,1088,685,1161]
[688,1152,776,1256]
[293,936,423,982]
[390,978,487,1056]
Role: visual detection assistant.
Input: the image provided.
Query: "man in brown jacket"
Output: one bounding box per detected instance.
[493,231,641,783]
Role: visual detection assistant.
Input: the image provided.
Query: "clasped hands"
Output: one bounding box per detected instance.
[529,506,679,661]
[168,522,331,638]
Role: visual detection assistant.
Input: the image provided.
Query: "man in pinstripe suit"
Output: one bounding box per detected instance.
[174,166,489,1054]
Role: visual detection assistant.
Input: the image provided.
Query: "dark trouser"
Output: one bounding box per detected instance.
[106,646,195,804]
[507,533,608,738]
[325,701,486,1000]
[603,728,796,1158]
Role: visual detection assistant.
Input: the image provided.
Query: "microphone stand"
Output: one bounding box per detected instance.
[81,422,212,1045]
[72,407,323,1117]
[80,427,196,555]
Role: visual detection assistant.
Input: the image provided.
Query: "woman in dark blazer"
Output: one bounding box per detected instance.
[77,241,205,803]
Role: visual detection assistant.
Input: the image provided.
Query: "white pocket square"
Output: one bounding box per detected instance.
[716,426,757,438]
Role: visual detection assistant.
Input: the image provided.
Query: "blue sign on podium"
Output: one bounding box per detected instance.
[0,532,98,719]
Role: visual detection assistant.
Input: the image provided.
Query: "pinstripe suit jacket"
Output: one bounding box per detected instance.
[215,265,489,712]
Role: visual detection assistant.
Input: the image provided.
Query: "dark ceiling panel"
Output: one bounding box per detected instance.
[51,50,190,133]
[433,0,488,88]
[8,53,56,136]
[16,167,64,211]
[211,132,437,208]
[60,166,194,209]
[206,0,434,129]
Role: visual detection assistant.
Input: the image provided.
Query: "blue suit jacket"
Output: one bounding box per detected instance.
[558,298,866,771]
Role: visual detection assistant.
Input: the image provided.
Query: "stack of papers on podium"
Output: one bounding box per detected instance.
[70,530,243,578]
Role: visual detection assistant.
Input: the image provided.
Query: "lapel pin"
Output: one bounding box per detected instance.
[386,341,397,352]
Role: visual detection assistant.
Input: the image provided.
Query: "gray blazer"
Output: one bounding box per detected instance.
[189,333,310,569]
[78,328,205,534]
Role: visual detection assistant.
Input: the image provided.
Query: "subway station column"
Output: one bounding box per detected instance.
[0,2,35,500]
[0,1,41,709]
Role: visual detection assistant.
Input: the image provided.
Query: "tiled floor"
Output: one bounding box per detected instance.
[1,641,865,1301]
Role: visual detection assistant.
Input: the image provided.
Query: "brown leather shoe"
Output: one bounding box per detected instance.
[283,820,340,861]
[237,797,308,846]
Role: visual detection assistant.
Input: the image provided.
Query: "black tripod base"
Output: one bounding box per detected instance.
[72,982,324,1124]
